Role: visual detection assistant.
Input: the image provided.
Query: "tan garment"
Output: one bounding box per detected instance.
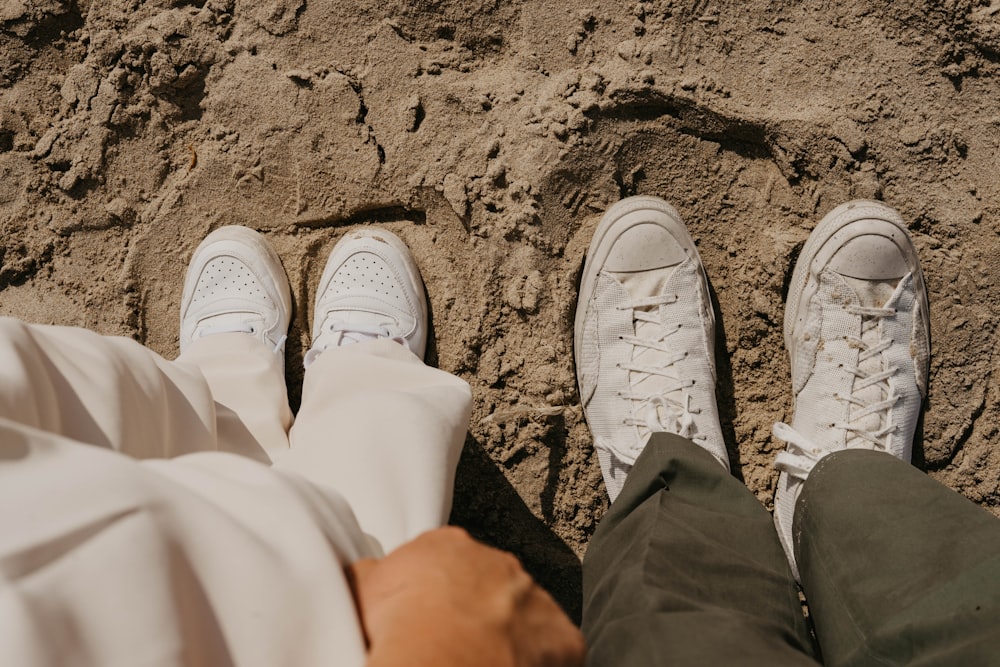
[0,318,472,666]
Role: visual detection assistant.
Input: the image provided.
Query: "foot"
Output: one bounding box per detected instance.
[773,200,930,579]
[179,226,292,356]
[574,196,728,503]
[304,228,428,367]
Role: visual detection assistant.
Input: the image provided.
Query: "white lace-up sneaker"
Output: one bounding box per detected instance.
[575,196,729,503]
[773,200,930,579]
[179,226,292,355]
[304,228,427,367]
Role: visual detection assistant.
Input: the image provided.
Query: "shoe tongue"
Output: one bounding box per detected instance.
[835,274,895,449]
[611,267,674,299]
[840,275,898,308]
[846,321,885,448]
[611,265,685,436]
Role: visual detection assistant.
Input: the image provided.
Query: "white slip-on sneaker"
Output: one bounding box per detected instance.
[773,200,930,580]
[575,196,729,503]
[179,226,292,356]
[304,228,427,367]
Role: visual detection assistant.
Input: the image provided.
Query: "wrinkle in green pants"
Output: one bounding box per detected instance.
[583,435,1000,666]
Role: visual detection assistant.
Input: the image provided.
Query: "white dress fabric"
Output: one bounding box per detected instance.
[0,318,472,667]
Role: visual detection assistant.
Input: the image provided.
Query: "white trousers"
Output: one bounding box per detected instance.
[0,318,472,666]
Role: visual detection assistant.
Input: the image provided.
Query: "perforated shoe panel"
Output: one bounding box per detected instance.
[326,254,403,302]
[191,257,269,304]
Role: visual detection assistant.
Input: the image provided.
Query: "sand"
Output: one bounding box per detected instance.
[3,0,1000,619]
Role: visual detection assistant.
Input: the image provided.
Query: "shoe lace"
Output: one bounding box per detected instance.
[303,320,405,367]
[774,304,900,480]
[196,322,286,354]
[615,294,706,444]
[327,321,401,346]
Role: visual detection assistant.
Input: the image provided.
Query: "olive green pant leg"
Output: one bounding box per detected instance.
[796,449,1000,667]
[582,434,820,666]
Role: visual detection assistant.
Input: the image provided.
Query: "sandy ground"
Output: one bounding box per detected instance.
[4,0,1000,620]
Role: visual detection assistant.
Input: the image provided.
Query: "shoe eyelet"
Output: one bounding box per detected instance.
[249,327,255,334]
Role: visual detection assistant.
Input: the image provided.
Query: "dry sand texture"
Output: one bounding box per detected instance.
[3,0,1000,619]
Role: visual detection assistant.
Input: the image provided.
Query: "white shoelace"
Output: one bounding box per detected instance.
[197,322,286,354]
[327,321,406,346]
[303,321,405,367]
[774,304,900,480]
[615,294,706,444]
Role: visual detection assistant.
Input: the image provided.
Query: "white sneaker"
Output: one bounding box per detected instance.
[304,228,427,367]
[575,196,729,503]
[179,226,292,355]
[773,200,930,579]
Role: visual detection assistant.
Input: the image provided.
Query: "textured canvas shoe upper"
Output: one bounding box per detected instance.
[575,196,728,502]
[773,200,930,579]
[305,228,427,367]
[179,226,292,356]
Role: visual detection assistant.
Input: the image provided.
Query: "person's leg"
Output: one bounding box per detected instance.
[176,225,294,459]
[583,433,819,666]
[771,200,931,579]
[575,197,818,665]
[279,229,471,554]
[0,316,253,459]
[0,225,293,462]
[770,200,953,665]
[178,334,291,461]
[0,417,374,667]
[796,450,1000,667]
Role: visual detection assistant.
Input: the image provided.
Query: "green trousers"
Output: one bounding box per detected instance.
[582,434,1000,666]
